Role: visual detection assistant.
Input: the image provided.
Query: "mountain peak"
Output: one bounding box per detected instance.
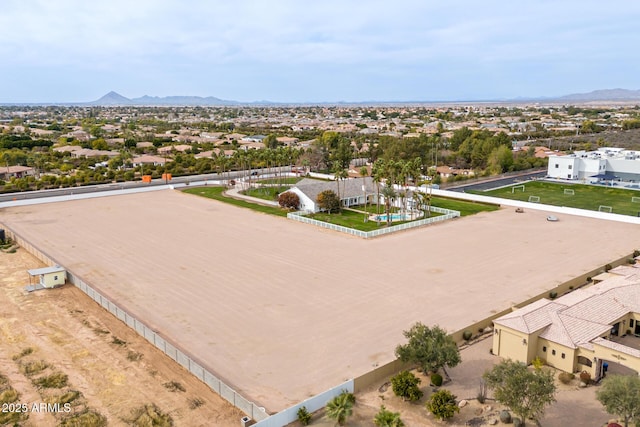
[92,91,132,105]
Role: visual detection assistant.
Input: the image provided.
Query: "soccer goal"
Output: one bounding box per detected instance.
[564,188,575,196]
[632,196,640,203]
[598,205,613,213]
[512,185,525,193]
[528,195,540,203]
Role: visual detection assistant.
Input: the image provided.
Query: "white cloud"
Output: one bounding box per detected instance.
[1,0,639,101]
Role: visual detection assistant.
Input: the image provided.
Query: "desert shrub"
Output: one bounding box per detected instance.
[558,372,575,384]
[12,347,34,360]
[430,373,443,387]
[111,336,126,346]
[579,371,591,383]
[163,381,185,392]
[188,398,204,409]
[47,390,82,406]
[391,371,423,402]
[34,372,68,389]
[604,264,612,272]
[278,191,300,209]
[628,258,636,264]
[20,360,48,376]
[0,387,19,404]
[532,357,545,370]
[477,379,487,404]
[586,276,592,282]
[549,291,558,299]
[633,249,640,258]
[127,350,143,361]
[126,404,173,427]
[373,405,404,426]
[60,409,107,427]
[297,406,312,426]
[426,389,459,420]
[462,330,472,341]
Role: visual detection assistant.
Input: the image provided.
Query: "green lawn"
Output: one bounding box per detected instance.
[255,177,302,185]
[308,209,424,231]
[430,197,499,217]
[243,186,291,201]
[183,186,289,217]
[183,186,500,232]
[476,181,640,216]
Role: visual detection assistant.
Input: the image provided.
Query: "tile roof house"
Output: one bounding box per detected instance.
[131,155,169,166]
[281,177,377,213]
[0,166,35,180]
[492,269,640,380]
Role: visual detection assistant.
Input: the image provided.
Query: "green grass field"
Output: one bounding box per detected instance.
[477,181,640,216]
[184,185,499,232]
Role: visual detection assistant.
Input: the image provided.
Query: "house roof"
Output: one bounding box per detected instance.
[132,155,168,165]
[494,299,566,333]
[494,271,640,349]
[289,177,376,203]
[28,265,65,276]
[2,166,33,174]
[592,337,640,359]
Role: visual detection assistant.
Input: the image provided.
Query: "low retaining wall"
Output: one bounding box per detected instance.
[253,380,354,427]
[2,225,269,423]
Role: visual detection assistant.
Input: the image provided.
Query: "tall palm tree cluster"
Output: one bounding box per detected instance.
[370,157,428,226]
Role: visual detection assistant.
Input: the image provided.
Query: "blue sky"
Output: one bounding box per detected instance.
[2,0,639,103]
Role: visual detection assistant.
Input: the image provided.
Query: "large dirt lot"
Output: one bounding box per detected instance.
[1,189,640,414]
[0,248,243,426]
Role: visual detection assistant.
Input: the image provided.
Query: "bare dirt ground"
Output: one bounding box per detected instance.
[2,190,640,413]
[300,338,613,427]
[0,248,244,426]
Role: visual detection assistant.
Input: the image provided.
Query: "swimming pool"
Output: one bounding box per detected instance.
[374,213,413,222]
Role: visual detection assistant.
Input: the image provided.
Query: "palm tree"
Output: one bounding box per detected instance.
[326,392,354,426]
[359,165,369,220]
[381,184,397,226]
[372,159,385,215]
[333,162,348,210]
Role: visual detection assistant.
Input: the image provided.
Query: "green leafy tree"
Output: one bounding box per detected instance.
[395,323,461,379]
[374,405,405,427]
[317,189,340,213]
[596,374,640,427]
[325,391,354,426]
[391,370,423,402]
[483,360,556,426]
[264,134,279,149]
[426,389,459,420]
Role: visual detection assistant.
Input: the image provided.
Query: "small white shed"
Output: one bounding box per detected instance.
[27,266,66,289]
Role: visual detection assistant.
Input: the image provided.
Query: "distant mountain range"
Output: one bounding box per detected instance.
[87,88,640,106]
[556,88,640,101]
[90,91,241,106]
[3,88,640,106]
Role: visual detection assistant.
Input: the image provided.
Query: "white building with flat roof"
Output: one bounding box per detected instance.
[548,147,640,182]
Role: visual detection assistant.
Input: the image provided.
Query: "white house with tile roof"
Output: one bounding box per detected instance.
[492,268,640,380]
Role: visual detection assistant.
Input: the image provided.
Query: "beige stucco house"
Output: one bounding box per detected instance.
[492,266,640,380]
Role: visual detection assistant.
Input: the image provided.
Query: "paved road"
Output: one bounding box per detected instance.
[0,167,292,203]
[446,170,548,193]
